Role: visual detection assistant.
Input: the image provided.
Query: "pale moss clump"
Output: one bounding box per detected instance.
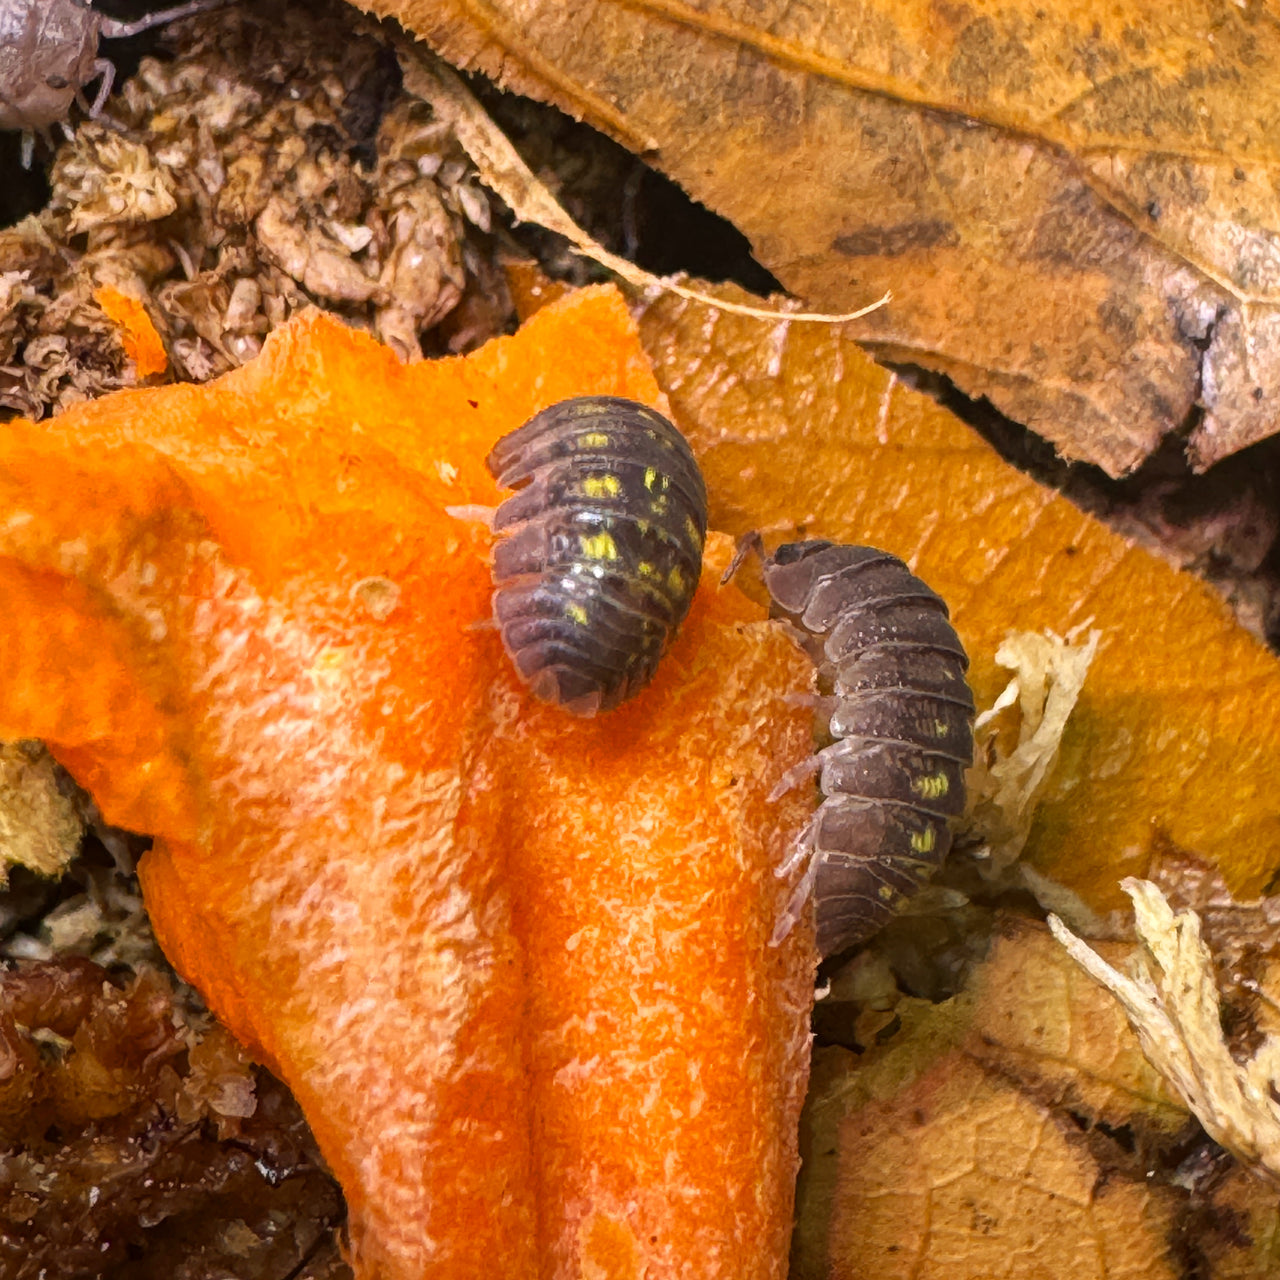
[0,739,83,883]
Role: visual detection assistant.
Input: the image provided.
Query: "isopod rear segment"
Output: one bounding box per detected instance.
[485,396,708,717]
[762,540,975,956]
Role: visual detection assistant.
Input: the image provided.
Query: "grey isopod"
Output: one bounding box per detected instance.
[762,540,974,956]
[485,396,708,717]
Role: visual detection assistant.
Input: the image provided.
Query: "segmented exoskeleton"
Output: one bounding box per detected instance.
[0,0,227,167]
[486,396,707,716]
[762,540,974,956]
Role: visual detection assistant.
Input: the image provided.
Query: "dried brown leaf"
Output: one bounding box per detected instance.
[797,923,1187,1280]
[365,0,1280,474]
[825,1055,1179,1280]
[629,282,1280,913]
[966,921,1185,1132]
[396,46,888,325]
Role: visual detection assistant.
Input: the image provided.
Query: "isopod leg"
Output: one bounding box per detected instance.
[767,754,823,803]
[444,504,497,529]
[84,60,115,118]
[98,0,230,40]
[770,840,819,947]
[719,530,764,586]
[781,691,837,715]
[775,812,816,879]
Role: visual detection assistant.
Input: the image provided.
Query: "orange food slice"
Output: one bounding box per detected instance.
[93,284,168,379]
[0,289,815,1278]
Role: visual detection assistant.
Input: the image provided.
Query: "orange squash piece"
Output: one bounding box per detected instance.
[0,289,816,1279]
[93,284,168,379]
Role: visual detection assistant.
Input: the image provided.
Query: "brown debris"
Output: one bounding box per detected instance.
[796,920,1193,1280]
[0,957,348,1280]
[1150,848,1280,1023]
[0,0,512,420]
[0,741,83,883]
[792,917,1280,1278]
[1050,881,1280,1190]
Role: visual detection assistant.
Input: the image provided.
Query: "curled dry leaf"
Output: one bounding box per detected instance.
[364,0,1280,474]
[0,286,816,1280]
[1051,880,1280,1189]
[398,47,888,326]
[967,628,1100,877]
[630,282,1280,914]
[1150,850,1280,1018]
[797,921,1189,1280]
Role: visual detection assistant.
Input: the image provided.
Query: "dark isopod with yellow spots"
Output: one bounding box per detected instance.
[485,396,708,716]
[763,540,974,956]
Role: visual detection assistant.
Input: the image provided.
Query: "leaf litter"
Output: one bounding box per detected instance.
[1052,880,1280,1190]
[365,0,1280,475]
[967,628,1100,879]
[0,0,507,421]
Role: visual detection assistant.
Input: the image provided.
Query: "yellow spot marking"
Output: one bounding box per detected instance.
[933,719,951,737]
[578,431,610,448]
[565,602,589,626]
[912,772,950,800]
[643,467,669,492]
[910,827,937,855]
[667,565,686,594]
[877,885,897,902]
[581,474,622,499]
[685,516,704,549]
[637,561,660,579]
[650,494,669,515]
[580,531,619,561]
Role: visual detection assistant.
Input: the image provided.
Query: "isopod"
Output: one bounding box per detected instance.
[485,395,707,716]
[0,0,226,167]
[762,540,974,956]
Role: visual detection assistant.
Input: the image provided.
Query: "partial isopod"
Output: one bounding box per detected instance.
[762,540,974,956]
[0,0,226,167]
[485,396,707,716]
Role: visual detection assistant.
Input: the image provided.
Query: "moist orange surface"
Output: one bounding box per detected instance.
[0,288,816,1279]
[93,284,169,379]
